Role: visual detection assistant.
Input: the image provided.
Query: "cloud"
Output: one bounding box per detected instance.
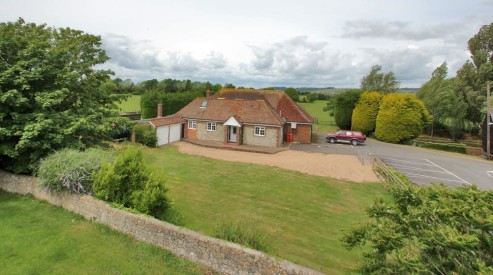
[342,20,465,42]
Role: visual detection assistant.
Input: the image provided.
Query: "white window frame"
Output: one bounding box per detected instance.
[207,122,216,131]
[254,126,266,136]
[188,120,197,129]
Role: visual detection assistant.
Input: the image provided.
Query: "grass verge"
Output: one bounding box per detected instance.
[117,94,141,113]
[0,190,205,274]
[142,145,386,274]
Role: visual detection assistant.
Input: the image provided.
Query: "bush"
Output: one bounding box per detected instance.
[106,117,134,140]
[375,94,431,143]
[351,91,382,134]
[415,141,467,154]
[140,89,162,119]
[334,90,362,129]
[92,147,170,218]
[37,148,115,194]
[133,124,157,147]
[214,222,271,252]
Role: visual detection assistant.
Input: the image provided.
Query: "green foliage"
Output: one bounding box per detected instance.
[284,87,300,102]
[133,124,157,147]
[106,116,134,140]
[306,92,318,103]
[131,172,170,218]
[411,141,467,154]
[333,90,362,129]
[140,89,161,119]
[92,147,170,217]
[162,90,202,115]
[214,222,271,252]
[0,19,118,174]
[375,94,431,143]
[360,65,400,94]
[351,91,382,134]
[342,183,493,274]
[37,148,115,194]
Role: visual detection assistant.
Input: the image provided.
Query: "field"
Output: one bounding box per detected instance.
[299,100,338,133]
[0,191,204,274]
[117,94,141,112]
[142,145,386,274]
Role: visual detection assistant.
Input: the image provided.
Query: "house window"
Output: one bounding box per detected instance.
[254,126,265,136]
[188,120,197,129]
[207,122,216,131]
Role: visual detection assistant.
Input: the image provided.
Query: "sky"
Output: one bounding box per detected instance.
[1,0,493,88]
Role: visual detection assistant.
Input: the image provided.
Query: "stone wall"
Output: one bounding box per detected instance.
[243,125,280,147]
[0,170,322,275]
[197,121,225,142]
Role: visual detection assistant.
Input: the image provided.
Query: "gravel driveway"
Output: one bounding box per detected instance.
[174,142,379,183]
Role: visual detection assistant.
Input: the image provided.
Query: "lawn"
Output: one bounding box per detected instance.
[142,145,386,274]
[299,100,338,133]
[117,94,141,112]
[0,190,205,274]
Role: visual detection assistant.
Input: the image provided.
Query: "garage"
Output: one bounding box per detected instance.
[149,115,184,146]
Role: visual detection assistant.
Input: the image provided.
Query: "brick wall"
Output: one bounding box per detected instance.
[0,170,322,275]
[286,124,312,144]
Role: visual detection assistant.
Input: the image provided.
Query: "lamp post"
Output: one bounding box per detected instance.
[488,81,491,160]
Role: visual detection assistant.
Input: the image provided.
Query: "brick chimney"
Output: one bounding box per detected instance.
[157,103,163,118]
[206,87,211,98]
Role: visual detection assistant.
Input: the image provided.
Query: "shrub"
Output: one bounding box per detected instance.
[37,148,115,194]
[375,94,431,143]
[351,91,382,134]
[214,222,271,252]
[133,124,157,147]
[140,89,162,119]
[334,90,362,129]
[92,147,170,218]
[106,117,135,140]
[416,141,467,154]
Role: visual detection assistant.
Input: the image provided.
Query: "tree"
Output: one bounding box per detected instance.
[223,83,236,89]
[342,182,493,274]
[333,90,362,129]
[306,92,318,103]
[351,91,382,134]
[361,65,400,94]
[417,62,454,137]
[0,19,117,174]
[284,87,300,102]
[375,94,431,143]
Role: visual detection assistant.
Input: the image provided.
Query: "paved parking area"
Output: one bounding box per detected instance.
[375,155,470,187]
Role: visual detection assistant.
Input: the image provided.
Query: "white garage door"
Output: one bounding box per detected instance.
[169,124,181,143]
[156,126,169,146]
[156,124,182,146]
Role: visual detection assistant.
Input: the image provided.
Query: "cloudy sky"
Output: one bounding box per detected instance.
[2,0,493,88]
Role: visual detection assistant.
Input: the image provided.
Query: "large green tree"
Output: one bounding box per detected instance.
[0,19,117,174]
[351,91,382,134]
[342,182,493,274]
[360,65,400,94]
[333,89,362,130]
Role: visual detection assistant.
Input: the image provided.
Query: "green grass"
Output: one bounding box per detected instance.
[299,100,338,133]
[0,190,205,274]
[142,145,387,274]
[117,94,141,112]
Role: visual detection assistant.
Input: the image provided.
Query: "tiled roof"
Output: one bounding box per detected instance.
[149,115,184,127]
[213,89,314,124]
[177,97,285,126]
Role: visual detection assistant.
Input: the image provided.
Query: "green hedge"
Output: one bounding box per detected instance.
[375,94,431,143]
[334,89,362,129]
[414,141,467,154]
[351,91,382,134]
[133,124,157,147]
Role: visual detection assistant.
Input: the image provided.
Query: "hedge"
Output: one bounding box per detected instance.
[334,89,362,129]
[375,94,431,143]
[351,91,382,134]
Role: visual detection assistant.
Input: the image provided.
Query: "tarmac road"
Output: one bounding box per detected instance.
[291,135,493,190]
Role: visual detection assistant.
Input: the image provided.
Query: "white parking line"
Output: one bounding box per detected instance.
[425,159,471,186]
[404,172,467,184]
[389,164,450,174]
[487,171,493,178]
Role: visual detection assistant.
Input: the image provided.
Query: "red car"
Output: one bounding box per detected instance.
[325,130,366,146]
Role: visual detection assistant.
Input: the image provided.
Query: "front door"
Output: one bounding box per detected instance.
[228,126,237,142]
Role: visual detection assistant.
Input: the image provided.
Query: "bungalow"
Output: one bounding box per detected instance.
[149,88,314,147]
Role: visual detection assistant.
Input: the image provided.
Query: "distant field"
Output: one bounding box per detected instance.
[0,191,204,274]
[117,94,141,112]
[142,145,386,274]
[299,100,338,133]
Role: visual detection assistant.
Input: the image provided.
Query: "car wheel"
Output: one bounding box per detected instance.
[351,139,358,146]
[329,138,336,144]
